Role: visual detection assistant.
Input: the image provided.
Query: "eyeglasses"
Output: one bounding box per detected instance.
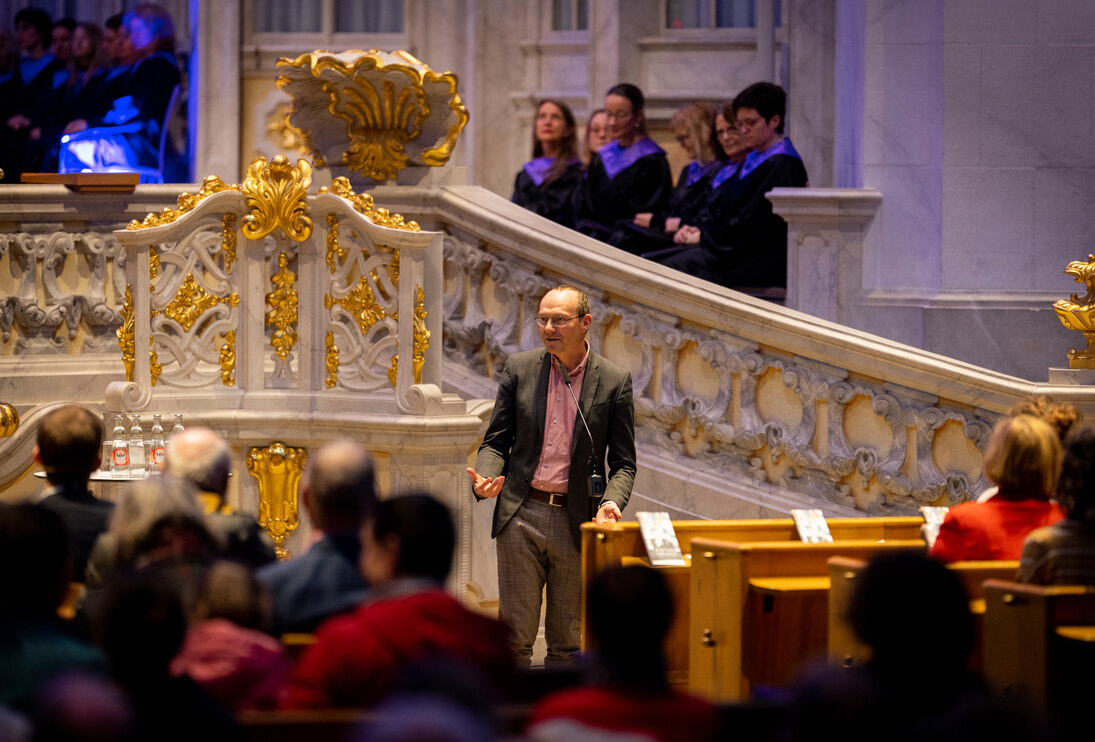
[603,110,633,121]
[737,117,762,130]
[716,126,737,138]
[535,315,581,327]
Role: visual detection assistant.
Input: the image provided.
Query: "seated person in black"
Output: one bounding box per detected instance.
[579,83,672,240]
[511,99,584,229]
[584,107,611,164]
[611,101,723,255]
[1,8,64,180]
[655,82,808,292]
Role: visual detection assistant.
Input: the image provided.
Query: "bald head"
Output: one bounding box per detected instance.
[306,440,378,530]
[166,427,231,496]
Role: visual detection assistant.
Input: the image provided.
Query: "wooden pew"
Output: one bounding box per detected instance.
[981,579,1095,717]
[688,538,927,702]
[239,710,366,742]
[580,517,925,690]
[828,557,1019,672]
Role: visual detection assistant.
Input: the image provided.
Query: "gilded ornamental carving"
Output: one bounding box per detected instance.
[1054,254,1095,369]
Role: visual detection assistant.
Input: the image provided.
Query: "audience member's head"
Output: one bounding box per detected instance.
[715,99,747,163]
[191,560,272,633]
[121,3,175,60]
[531,99,579,166]
[303,439,378,532]
[35,404,102,486]
[14,8,51,54]
[50,17,74,62]
[28,672,134,742]
[670,102,717,164]
[585,107,610,160]
[1054,421,1095,527]
[102,13,123,64]
[983,414,1062,501]
[1009,394,1083,443]
[71,22,102,68]
[167,427,232,502]
[97,568,187,687]
[587,564,673,689]
[0,503,71,620]
[604,82,647,143]
[361,493,454,586]
[106,475,222,569]
[734,81,787,136]
[849,551,973,672]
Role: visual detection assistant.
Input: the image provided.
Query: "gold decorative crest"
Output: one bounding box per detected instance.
[241,155,314,242]
[164,273,240,332]
[325,331,339,388]
[412,284,429,384]
[325,276,387,334]
[117,284,135,381]
[222,214,238,274]
[265,253,299,362]
[246,441,307,559]
[1054,254,1095,368]
[219,330,236,386]
[320,177,420,231]
[326,214,347,274]
[128,175,238,230]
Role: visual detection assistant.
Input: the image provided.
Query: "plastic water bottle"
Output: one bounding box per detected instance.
[128,415,146,478]
[148,414,166,469]
[110,415,129,476]
[100,434,113,474]
[172,414,184,435]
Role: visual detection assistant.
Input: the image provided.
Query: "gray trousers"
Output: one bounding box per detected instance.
[496,497,582,668]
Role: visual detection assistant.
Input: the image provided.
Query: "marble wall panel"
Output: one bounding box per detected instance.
[942,0,1040,44]
[640,48,762,98]
[537,51,591,94]
[1036,0,1095,44]
[941,42,983,168]
[862,40,943,167]
[865,0,943,45]
[861,165,942,290]
[1033,168,1095,284]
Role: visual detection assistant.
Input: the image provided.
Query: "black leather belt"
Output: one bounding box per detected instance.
[528,487,567,507]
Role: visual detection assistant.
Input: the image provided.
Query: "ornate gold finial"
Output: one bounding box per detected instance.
[265,253,299,362]
[222,214,238,274]
[219,330,236,386]
[164,273,241,332]
[277,50,468,184]
[1054,254,1095,369]
[412,284,429,384]
[149,341,161,386]
[241,155,314,242]
[128,175,238,229]
[319,177,420,231]
[117,283,135,381]
[325,331,339,388]
[0,402,19,438]
[246,441,307,559]
[324,276,387,334]
[325,214,347,274]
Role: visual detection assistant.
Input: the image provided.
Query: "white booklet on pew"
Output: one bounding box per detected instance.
[636,511,686,566]
[920,506,949,548]
[791,508,833,543]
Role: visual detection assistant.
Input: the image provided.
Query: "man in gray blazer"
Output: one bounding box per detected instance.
[467,285,636,667]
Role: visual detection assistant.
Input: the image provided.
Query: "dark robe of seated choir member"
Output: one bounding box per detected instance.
[511,156,585,230]
[579,138,672,240]
[655,139,807,290]
[609,158,721,256]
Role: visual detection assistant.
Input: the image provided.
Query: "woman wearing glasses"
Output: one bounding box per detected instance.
[512,99,585,229]
[579,83,672,241]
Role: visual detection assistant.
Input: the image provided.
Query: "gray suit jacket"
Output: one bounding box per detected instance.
[475,348,637,548]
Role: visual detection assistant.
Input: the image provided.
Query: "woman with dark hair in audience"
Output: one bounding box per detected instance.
[578,83,672,240]
[930,415,1064,562]
[1020,421,1095,584]
[512,99,584,229]
[2,8,64,179]
[583,108,610,163]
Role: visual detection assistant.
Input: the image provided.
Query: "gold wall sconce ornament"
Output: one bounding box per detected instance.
[277,49,468,185]
[0,402,19,437]
[1054,254,1095,369]
[246,441,307,559]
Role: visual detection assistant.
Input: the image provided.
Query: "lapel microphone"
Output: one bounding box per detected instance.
[554,354,606,520]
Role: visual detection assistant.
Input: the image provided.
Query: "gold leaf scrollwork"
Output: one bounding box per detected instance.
[246,442,307,560]
[149,341,161,386]
[164,273,240,332]
[325,331,339,388]
[223,214,238,274]
[265,253,299,362]
[326,214,346,274]
[1054,253,1095,369]
[388,354,398,389]
[324,276,386,334]
[387,248,400,285]
[117,283,135,382]
[412,284,429,384]
[241,155,313,242]
[219,330,236,386]
[149,251,160,280]
[334,76,422,181]
[319,177,419,231]
[128,175,238,230]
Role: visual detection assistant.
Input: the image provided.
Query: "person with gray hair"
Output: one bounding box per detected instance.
[167,427,275,569]
[257,439,379,635]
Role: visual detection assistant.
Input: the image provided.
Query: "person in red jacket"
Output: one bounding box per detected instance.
[281,493,514,710]
[930,415,1065,562]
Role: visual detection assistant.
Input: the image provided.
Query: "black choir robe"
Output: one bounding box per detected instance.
[579,137,672,240]
[608,159,722,255]
[511,156,585,229]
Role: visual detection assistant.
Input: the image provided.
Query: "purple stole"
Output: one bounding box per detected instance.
[711,161,741,189]
[738,138,802,180]
[523,156,580,186]
[598,137,665,180]
[683,160,720,187]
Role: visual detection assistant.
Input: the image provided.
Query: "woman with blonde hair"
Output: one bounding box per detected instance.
[930,415,1065,562]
